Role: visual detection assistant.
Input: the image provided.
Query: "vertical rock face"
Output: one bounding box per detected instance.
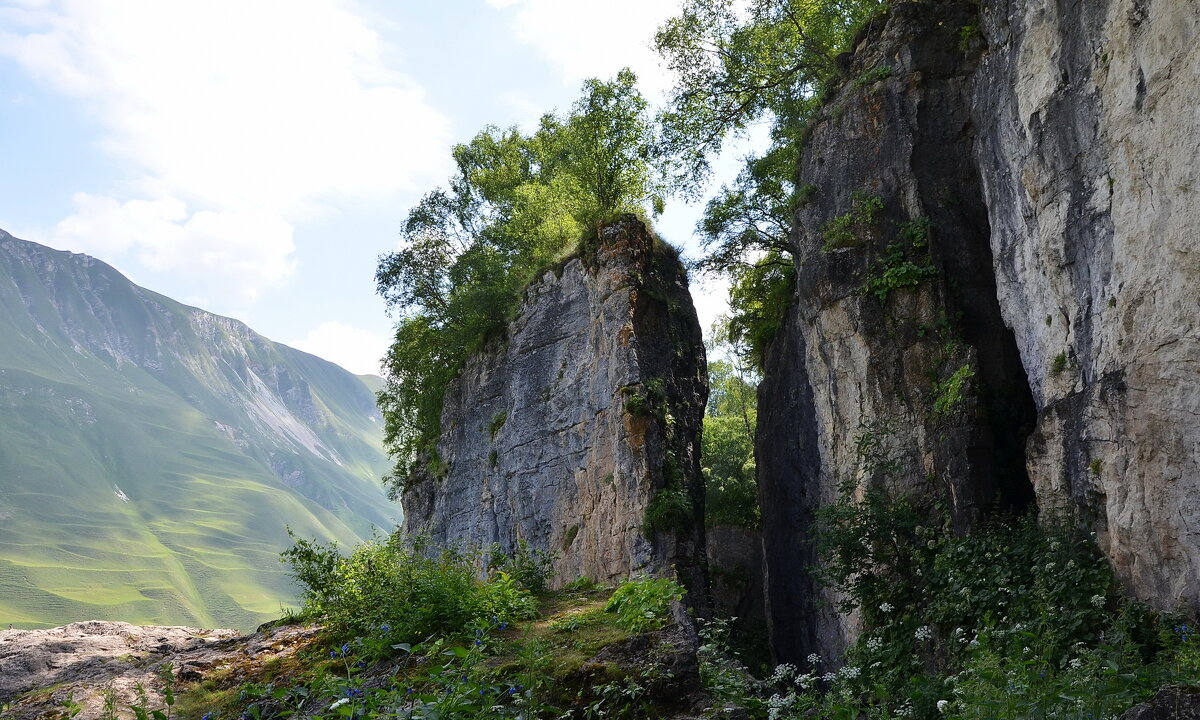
[403,216,708,597]
[974,0,1200,611]
[760,1,1038,663]
[757,0,1200,664]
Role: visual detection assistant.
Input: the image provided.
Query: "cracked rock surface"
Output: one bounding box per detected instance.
[0,621,316,720]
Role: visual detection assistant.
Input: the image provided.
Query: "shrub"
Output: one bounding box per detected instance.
[604,576,684,632]
[281,531,536,640]
[488,539,558,595]
[821,190,884,250]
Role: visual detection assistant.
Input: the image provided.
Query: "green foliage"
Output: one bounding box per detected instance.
[821,190,884,250]
[655,0,889,273]
[900,215,932,246]
[622,378,667,420]
[855,65,894,88]
[376,69,666,493]
[643,482,693,536]
[863,241,938,303]
[703,356,761,529]
[604,576,684,632]
[281,531,536,640]
[931,363,975,416]
[129,665,176,720]
[958,23,980,52]
[1051,352,1069,375]
[487,539,558,595]
[769,473,1192,720]
[726,252,796,370]
[655,0,889,191]
[488,411,508,441]
[686,480,1198,720]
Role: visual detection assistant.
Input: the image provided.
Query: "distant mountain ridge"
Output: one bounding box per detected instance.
[0,228,396,631]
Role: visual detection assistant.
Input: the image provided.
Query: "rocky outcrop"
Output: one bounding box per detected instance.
[0,621,259,719]
[402,216,708,598]
[760,1,1037,663]
[757,0,1200,662]
[974,0,1200,615]
[1119,686,1200,720]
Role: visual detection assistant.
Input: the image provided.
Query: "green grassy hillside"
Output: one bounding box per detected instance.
[0,229,398,631]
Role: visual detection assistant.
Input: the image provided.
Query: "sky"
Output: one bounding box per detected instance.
[0,0,761,376]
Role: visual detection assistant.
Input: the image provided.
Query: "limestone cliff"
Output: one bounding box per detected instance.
[402,216,708,597]
[974,0,1200,619]
[757,0,1200,662]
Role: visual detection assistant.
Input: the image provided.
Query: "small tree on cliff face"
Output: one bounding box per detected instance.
[654,0,887,362]
[375,70,665,496]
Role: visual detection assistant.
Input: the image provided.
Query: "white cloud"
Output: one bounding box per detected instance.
[0,0,452,294]
[483,0,679,100]
[290,321,389,377]
[46,192,296,303]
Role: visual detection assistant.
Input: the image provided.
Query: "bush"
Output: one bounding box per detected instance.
[488,539,558,595]
[802,479,1196,720]
[281,532,536,640]
[604,576,684,632]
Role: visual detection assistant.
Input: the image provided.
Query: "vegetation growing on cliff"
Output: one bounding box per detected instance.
[655,0,889,366]
[375,69,665,493]
[692,489,1200,720]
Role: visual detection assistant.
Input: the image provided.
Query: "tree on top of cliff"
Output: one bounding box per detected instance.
[375,70,667,494]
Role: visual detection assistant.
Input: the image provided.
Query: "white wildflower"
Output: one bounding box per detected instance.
[914,625,933,641]
[770,663,797,684]
[937,700,950,713]
[867,636,883,652]
[822,672,837,683]
[880,602,895,613]
[766,693,790,720]
[1090,594,1106,608]
[796,673,815,690]
[1069,658,1083,670]
[839,665,861,680]
[807,653,821,666]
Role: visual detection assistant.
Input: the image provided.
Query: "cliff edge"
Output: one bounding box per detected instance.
[402,215,708,599]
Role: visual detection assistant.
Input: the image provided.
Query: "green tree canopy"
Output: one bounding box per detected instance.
[655,0,888,271]
[702,324,762,529]
[375,70,665,496]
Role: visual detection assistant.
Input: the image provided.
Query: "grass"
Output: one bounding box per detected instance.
[170,586,639,719]
[0,236,399,631]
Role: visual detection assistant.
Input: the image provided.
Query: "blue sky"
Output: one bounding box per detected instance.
[0,0,759,375]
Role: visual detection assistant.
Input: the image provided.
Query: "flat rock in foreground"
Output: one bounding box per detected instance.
[0,621,315,719]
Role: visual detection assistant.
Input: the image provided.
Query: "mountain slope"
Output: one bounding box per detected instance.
[0,228,396,630]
